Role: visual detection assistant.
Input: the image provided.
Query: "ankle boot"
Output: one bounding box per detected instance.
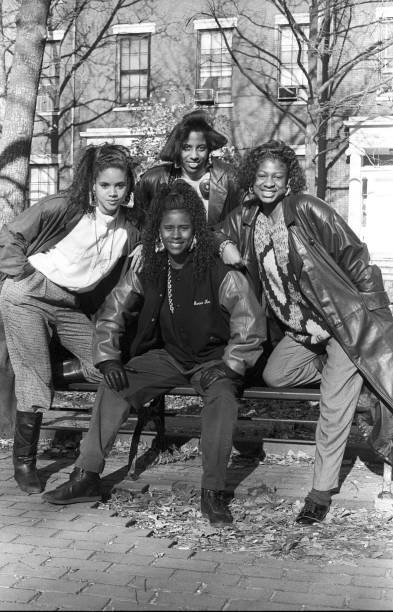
[201,488,233,527]
[43,467,101,505]
[13,410,43,494]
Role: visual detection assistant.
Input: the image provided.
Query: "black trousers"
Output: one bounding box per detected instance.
[76,349,240,490]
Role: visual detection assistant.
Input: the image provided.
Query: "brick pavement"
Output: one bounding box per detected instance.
[0,439,392,611]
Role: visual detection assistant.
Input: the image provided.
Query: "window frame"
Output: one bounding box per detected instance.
[112,23,155,107]
[194,17,237,107]
[275,13,309,104]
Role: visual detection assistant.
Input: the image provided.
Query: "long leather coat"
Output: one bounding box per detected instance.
[134,159,241,226]
[219,193,393,412]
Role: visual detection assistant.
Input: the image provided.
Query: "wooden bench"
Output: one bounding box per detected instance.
[43,376,393,502]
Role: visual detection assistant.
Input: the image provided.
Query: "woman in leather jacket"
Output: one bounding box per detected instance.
[218,140,393,525]
[133,109,240,228]
[43,180,266,527]
[0,143,140,495]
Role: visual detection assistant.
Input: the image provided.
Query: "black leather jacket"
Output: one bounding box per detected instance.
[93,257,266,377]
[219,193,393,410]
[134,159,241,226]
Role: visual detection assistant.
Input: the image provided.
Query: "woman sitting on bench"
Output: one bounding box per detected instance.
[43,180,266,527]
[0,143,140,494]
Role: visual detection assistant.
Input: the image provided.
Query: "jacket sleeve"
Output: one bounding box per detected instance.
[93,267,144,365]
[218,269,266,376]
[0,202,48,279]
[213,203,244,249]
[305,198,388,300]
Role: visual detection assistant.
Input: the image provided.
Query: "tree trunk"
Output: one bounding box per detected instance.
[0,0,50,228]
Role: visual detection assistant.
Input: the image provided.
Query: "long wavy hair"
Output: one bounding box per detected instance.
[238,140,307,195]
[66,143,137,218]
[141,179,216,282]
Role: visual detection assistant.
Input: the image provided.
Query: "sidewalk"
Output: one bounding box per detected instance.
[0,439,393,611]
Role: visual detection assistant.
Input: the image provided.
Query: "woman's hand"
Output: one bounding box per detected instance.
[221,242,245,268]
[129,243,144,274]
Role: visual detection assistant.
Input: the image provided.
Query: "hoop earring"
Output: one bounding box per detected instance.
[249,185,254,194]
[155,234,165,253]
[87,190,96,214]
[285,183,291,196]
[189,235,197,251]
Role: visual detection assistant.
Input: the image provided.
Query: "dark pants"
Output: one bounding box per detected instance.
[76,349,240,491]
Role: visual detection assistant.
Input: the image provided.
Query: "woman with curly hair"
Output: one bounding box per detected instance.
[43,180,266,528]
[218,139,393,526]
[0,143,140,494]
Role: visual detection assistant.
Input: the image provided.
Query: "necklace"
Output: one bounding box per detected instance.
[167,263,175,314]
[94,213,118,274]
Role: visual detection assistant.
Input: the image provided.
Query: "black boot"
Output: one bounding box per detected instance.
[43,467,101,505]
[201,488,233,527]
[13,410,43,494]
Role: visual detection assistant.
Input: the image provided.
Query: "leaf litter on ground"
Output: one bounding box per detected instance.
[39,391,393,562]
[97,445,393,564]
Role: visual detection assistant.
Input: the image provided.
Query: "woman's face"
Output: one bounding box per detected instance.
[159,209,194,265]
[93,167,128,216]
[180,131,209,180]
[253,158,289,210]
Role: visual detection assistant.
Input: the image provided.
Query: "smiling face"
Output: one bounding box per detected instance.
[93,167,128,216]
[159,209,194,266]
[180,131,209,180]
[253,158,289,213]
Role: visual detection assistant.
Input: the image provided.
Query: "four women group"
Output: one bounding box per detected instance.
[1,109,393,527]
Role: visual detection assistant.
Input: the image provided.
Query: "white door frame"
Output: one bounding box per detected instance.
[345,115,393,241]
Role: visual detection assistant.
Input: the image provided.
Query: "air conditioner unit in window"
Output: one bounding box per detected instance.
[277,86,298,101]
[194,88,215,105]
[215,90,232,105]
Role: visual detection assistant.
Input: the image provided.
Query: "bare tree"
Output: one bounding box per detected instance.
[0,0,51,226]
[201,0,393,199]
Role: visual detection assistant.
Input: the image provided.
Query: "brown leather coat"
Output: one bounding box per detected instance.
[219,193,393,410]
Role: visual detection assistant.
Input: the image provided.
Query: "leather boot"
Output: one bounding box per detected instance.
[13,410,43,494]
[201,488,233,527]
[43,467,101,505]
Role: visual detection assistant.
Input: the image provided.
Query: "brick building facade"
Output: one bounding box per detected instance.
[28,0,393,292]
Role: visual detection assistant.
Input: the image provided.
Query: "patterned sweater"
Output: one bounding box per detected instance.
[254,204,330,347]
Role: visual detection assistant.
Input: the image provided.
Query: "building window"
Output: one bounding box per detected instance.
[276,15,309,102]
[29,164,58,205]
[36,31,63,115]
[118,33,151,104]
[197,28,233,104]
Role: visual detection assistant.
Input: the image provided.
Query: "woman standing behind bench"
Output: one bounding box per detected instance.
[0,143,140,494]
[43,180,266,527]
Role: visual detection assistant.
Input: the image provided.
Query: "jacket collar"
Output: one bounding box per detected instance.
[241,194,298,227]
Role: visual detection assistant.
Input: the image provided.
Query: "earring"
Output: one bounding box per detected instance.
[285,183,291,196]
[189,235,197,251]
[249,185,254,194]
[87,190,96,213]
[155,234,165,253]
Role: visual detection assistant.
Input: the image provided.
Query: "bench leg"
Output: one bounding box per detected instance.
[375,462,393,511]
[127,397,166,479]
[127,414,146,477]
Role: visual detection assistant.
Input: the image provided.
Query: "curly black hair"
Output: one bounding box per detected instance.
[66,143,137,218]
[238,140,306,194]
[141,179,216,282]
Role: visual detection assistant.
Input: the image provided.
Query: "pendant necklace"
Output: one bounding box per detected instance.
[94,213,118,274]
